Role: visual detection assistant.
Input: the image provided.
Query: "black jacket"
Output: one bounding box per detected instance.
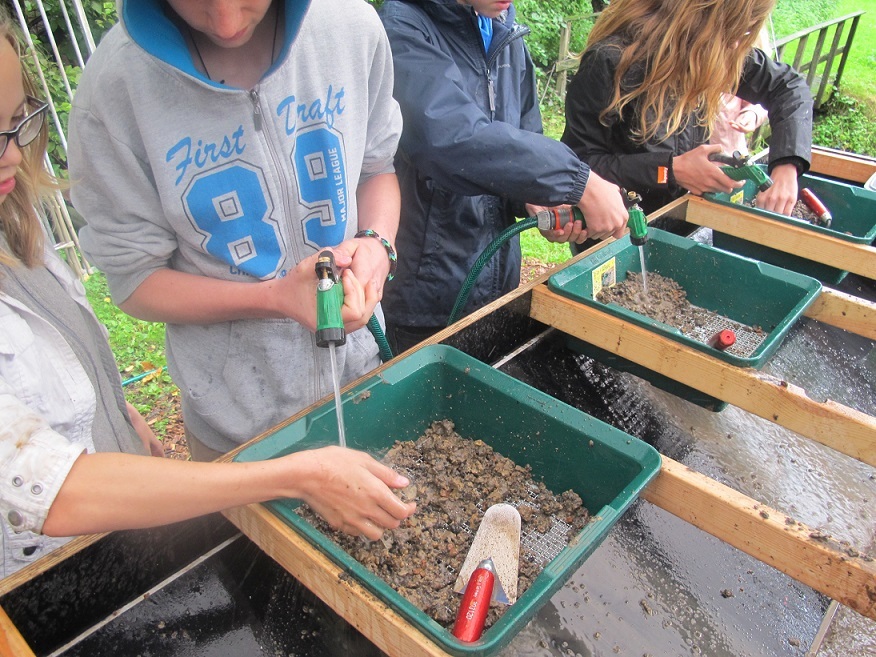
[562,40,813,213]
[379,0,591,327]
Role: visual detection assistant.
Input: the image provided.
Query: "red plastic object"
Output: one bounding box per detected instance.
[799,188,832,226]
[452,559,496,642]
[708,329,737,351]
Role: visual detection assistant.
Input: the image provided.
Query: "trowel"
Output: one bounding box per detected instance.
[451,504,521,642]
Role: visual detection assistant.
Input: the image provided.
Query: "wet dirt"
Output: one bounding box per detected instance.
[596,271,765,353]
[746,198,824,226]
[790,199,821,224]
[298,419,589,630]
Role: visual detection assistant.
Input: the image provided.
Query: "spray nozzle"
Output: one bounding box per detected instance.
[315,251,345,347]
[620,189,648,246]
[709,151,774,193]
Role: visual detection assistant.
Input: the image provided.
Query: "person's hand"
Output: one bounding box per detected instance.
[672,144,745,196]
[729,108,760,134]
[575,171,629,241]
[337,233,389,304]
[294,446,417,540]
[269,249,370,333]
[755,163,799,216]
[126,401,164,458]
[527,203,589,244]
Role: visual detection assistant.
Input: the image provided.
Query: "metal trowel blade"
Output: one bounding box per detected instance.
[453,503,521,605]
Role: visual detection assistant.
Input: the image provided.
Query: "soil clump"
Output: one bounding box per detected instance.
[297,419,589,629]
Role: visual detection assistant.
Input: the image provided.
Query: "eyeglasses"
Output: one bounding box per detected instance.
[0,97,48,159]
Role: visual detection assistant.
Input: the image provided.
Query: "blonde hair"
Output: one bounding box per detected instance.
[0,11,54,268]
[585,0,776,144]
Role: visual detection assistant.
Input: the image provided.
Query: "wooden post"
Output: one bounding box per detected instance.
[0,606,34,657]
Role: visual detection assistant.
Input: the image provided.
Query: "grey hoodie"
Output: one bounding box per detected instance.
[70,0,402,451]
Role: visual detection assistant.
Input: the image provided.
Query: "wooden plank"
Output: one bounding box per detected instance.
[0,606,33,657]
[641,457,876,621]
[528,285,876,467]
[684,195,876,279]
[803,287,876,339]
[805,29,828,89]
[224,504,452,657]
[814,23,845,109]
[810,146,876,184]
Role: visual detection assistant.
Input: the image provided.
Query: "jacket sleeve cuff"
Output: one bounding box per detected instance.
[2,426,83,534]
[564,162,591,205]
[768,156,809,177]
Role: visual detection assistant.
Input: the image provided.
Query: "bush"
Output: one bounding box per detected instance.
[813,92,876,157]
[515,0,592,69]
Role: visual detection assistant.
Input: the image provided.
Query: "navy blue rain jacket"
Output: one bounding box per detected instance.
[379,0,591,327]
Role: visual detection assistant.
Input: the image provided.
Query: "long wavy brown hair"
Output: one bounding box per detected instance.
[585,0,776,144]
[0,11,55,268]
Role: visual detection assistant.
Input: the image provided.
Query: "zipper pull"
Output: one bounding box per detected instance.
[250,88,263,131]
[487,75,496,118]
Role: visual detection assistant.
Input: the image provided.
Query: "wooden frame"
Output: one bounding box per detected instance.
[682,195,876,279]
[2,153,873,657]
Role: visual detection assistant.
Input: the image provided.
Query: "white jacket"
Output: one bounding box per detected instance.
[0,247,104,576]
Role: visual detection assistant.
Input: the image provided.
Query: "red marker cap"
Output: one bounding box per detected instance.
[709,329,736,351]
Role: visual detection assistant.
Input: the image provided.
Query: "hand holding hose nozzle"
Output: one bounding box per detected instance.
[708,150,774,193]
[534,190,648,245]
[449,192,649,326]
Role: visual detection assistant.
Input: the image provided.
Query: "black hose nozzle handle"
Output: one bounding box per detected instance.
[708,150,748,168]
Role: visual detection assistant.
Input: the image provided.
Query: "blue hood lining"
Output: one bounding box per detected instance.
[122,0,310,87]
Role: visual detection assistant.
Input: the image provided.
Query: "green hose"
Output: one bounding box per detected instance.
[447,198,647,327]
[368,314,394,362]
[447,216,538,326]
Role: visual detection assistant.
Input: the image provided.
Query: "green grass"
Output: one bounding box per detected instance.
[520,228,573,265]
[772,0,876,155]
[835,0,876,112]
[84,272,175,428]
[812,92,876,154]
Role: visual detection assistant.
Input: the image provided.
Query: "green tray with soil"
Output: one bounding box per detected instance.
[547,229,821,410]
[235,345,661,657]
[705,166,876,284]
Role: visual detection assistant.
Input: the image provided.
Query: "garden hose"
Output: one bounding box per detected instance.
[368,314,394,362]
[447,207,580,326]
[447,199,649,326]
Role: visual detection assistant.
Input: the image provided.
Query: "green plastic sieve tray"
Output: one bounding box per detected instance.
[705,166,876,284]
[548,228,822,369]
[235,345,661,657]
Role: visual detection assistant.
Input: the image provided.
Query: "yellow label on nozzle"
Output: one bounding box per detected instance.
[592,258,617,297]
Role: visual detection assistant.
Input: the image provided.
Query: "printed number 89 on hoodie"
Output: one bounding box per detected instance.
[183,161,283,278]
